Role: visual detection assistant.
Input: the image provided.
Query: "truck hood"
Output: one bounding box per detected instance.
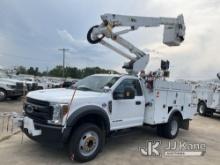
[27,88,105,103]
[0,78,23,85]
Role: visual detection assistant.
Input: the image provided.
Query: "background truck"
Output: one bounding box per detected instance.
[0,69,26,101]
[15,13,197,162]
[196,73,220,116]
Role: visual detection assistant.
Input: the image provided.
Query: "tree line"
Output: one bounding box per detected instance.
[16,65,118,79]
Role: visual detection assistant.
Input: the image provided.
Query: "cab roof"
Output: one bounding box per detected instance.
[91,74,121,77]
[91,73,138,78]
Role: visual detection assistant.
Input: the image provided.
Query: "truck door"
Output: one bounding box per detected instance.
[110,78,145,130]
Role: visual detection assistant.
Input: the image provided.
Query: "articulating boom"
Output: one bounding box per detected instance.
[87,14,185,74]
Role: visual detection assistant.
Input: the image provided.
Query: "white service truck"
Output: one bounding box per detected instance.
[0,70,26,101]
[16,13,197,162]
[196,73,220,116]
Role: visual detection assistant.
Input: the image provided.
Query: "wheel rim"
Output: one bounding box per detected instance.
[171,120,178,136]
[79,130,99,157]
[0,91,5,100]
[199,104,205,114]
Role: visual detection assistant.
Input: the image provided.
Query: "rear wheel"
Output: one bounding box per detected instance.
[68,123,104,162]
[0,89,6,101]
[163,116,179,139]
[198,102,207,116]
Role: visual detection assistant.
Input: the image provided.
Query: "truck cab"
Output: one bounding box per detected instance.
[21,73,196,162]
[0,70,26,101]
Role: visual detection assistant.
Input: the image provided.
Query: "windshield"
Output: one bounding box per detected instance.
[0,71,9,78]
[73,75,119,92]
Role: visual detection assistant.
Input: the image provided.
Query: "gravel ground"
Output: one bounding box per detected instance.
[0,99,23,113]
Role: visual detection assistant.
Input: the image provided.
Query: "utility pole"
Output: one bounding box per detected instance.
[58,48,69,78]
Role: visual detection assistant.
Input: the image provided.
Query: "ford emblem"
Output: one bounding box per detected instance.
[26,104,34,114]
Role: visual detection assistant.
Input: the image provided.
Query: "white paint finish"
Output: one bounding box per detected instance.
[196,82,220,110]
[27,88,106,104]
[26,74,195,131]
[23,117,42,136]
[111,95,145,130]
[144,79,195,125]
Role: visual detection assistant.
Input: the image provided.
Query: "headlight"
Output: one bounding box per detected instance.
[7,84,16,89]
[48,103,69,125]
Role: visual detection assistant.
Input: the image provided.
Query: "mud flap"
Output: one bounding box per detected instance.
[180,119,190,130]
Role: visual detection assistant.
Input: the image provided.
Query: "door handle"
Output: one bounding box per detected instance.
[135,101,141,105]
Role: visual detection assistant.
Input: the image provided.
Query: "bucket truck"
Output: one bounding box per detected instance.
[13,13,196,162]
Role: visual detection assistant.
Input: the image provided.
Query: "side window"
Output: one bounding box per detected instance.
[114,79,143,96]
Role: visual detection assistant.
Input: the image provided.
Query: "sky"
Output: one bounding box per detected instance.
[0,0,219,80]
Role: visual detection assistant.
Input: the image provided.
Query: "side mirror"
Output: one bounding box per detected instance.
[113,87,135,100]
[123,87,135,99]
[103,86,111,92]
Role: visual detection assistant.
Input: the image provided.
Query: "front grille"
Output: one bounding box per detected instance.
[32,83,38,90]
[16,82,24,90]
[26,97,50,106]
[24,97,53,124]
[26,84,32,91]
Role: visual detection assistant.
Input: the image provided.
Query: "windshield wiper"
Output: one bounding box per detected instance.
[77,85,96,91]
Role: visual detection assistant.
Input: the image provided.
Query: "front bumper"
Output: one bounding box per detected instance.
[13,114,73,147]
[23,122,63,146]
[7,89,24,97]
[19,117,64,146]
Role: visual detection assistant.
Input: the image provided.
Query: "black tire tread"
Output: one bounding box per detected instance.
[68,123,104,162]
[0,89,7,101]
[198,102,207,116]
[163,116,179,139]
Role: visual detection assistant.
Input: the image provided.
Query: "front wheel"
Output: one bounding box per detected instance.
[68,123,104,162]
[0,89,7,101]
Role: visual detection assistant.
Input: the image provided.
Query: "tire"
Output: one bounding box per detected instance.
[0,89,7,101]
[163,116,179,139]
[68,123,104,162]
[157,124,164,137]
[198,102,207,116]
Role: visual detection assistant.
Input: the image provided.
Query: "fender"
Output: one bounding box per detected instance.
[168,109,183,122]
[168,109,189,129]
[62,105,110,143]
